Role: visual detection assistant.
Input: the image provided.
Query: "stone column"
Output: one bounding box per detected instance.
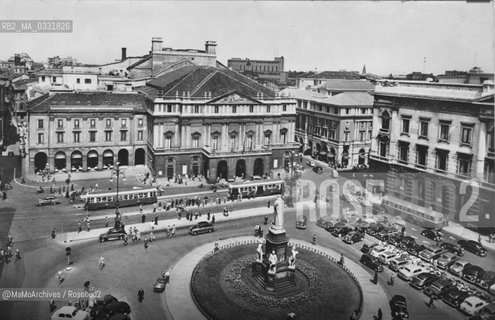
[174,123,180,147]
[221,124,228,151]
[476,122,487,179]
[98,155,103,170]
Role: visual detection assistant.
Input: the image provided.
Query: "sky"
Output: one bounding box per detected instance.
[0,1,493,76]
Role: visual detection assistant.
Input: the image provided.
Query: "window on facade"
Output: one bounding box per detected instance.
[399,144,409,163]
[379,141,387,158]
[105,131,112,142]
[436,151,448,171]
[73,132,80,143]
[84,78,91,84]
[282,105,287,112]
[359,131,365,141]
[439,124,449,141]
[416,146,428,168]
[120,131,127,141]
[164,136,172,149]
[230,136,235,150]
[38,119,44,129]
[137,130,143,141]
[214,106,219,114]
[232,105,237,113]
[57,132,64,143]
[247,135,253,149]
[249,105,254,113]
[76,78,80,84]
[38,133,44,144]
[212,136,219,150]
[90,119,96,128]
[58,119,63,129]
[281,132,287,144]
[329,130,336,140]
[90,131,96,142]
[264,134,271,145]
[106,119,112,128]
[419,121,429,138]
[41,76,45,82]
[52,77,56,83]
[361,108,366,114]
[73,119,80,129]
[138,118,143,127]
[267,105,271,113]
[193,136,200,148]
[461,127,472,145]
[194,105,200,113]
[402,119,410,134]
[369,130,373,140]
[167,105,172,112]
[381,112,390,130]
[457,156,471,176]
[121,119,127,128]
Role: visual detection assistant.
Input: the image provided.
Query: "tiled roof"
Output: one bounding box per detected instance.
[317,79,375,92]
[142,65,275,99]
[279,88,327,100]
[280,88,372,106]
[302,71,361,80]
[28,92,148,113]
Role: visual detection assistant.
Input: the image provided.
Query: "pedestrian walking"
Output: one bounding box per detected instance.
[7,234,13,246]
[49,299,57,312]
[15,248,21,261]
[144,237,149,249]
[140,204,143,214]
[478,234,482,244]
[137,230,141,241]
[0,249,4,263]
[267,201,271,208]
[86,222,90,232]
[78,222,82,233]
[138,288,144,303]
[57,271,64,284]
[264,216,268,225]
[150,231,155,242]
[51,228,56,239]
[312,234,317,245]
[166,225,171,237]
[105,217,109,228]
[171,225,176,236]
[142,214,146,223]
[129,227,133,238]
[153,203,157,213]
[207,211,211,220]
[123,235,128,246]
[98,256,105,269]
[154,216,158,225]
[373,271,378,284]
[388,274,395,286]
[339,253,345,266]
[195,211,198,220]
[427,295,435,308]
[211,215,216,224]
[377,308,383,320]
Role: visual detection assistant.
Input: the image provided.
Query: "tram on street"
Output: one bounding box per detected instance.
[228,179,285,199]
[379,196,444,229]
[81,187,158,211]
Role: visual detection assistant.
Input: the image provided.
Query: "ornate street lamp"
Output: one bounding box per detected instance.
[111,162,122,228]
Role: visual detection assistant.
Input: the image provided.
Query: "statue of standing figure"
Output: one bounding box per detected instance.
[268,250,278,272]
[289,245,299,267]
[256,243,264,262]
[273,195,285,229]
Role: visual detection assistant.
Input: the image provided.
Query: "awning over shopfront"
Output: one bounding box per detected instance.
[103,151,114,157]
[71,153,83,159]
[55,152,66,159]
[88,151,98,158]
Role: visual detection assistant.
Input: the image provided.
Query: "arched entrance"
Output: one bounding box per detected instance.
[319,143,329,162]
[358,148,366,165]
[135,148,145,165]
[87,150,99,169]
[34,152,47,173]
[166,158,176,179]
[329,147,336,165]
[235,159,246,178]
[253,158,264,177]
[191,156,200,177]
[217,161,228,180]
[54,151,66,171]
[71,151,83,170]
[342,150,349,168]
[118,149,129,166]
[314,143,321,158]
[103,149,114,168]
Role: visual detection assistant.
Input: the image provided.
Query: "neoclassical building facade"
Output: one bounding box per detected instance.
[26,92,149,174]
[139,65,299,182]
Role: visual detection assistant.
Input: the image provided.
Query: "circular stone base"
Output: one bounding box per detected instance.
[191,244,361,320]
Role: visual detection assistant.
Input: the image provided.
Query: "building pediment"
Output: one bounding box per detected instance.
[209,91,262,105]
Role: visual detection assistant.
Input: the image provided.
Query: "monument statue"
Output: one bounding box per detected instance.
[289,246,298,267]
[273,195,285,229]
[256,243,264,262]
[268,250,278,272]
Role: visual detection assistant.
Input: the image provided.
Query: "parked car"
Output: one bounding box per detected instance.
[442,287,471,308]
[366,223,385,237]
[421,229,443,242]
[458,239,487,257]
[361,243,378,254]
[463,264,486,284]
[441,242,464,256]
[325,221,346,233]
[410,272,439,290]
[407,243,427,257]
[312,166,323,174]
[360,253,384,272]
[389,257,410,272]
[399,236,417,250]
[477,271,495,291]
[472,303,495,320]
[99,227,126,242]
[460,297,489,316]
[398,264,425,282]
[387,234,403,247]
[342,231,364,244]
[418,245,445,263]
[316,218,333,230]
[379,251,398,265]
[449,260,470,277]
[423,279,455,299]
[103,301,130,317]
[36,196,62,206]
[51,306,89,320]
[370,246,387,259]
[307,160,316,167]
[435,252,459,270]
[390,295,409,320]
[189,221,215,235]
[296,215,307,229]
[376,227,400,241]
[154,277,166,292]
[331,226,353,237]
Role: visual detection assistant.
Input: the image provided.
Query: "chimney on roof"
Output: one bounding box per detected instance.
[152,37,163,52]
[121,48,127,61]
[205,41,217,55]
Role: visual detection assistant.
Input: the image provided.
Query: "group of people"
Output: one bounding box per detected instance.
[0,234,20,264]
